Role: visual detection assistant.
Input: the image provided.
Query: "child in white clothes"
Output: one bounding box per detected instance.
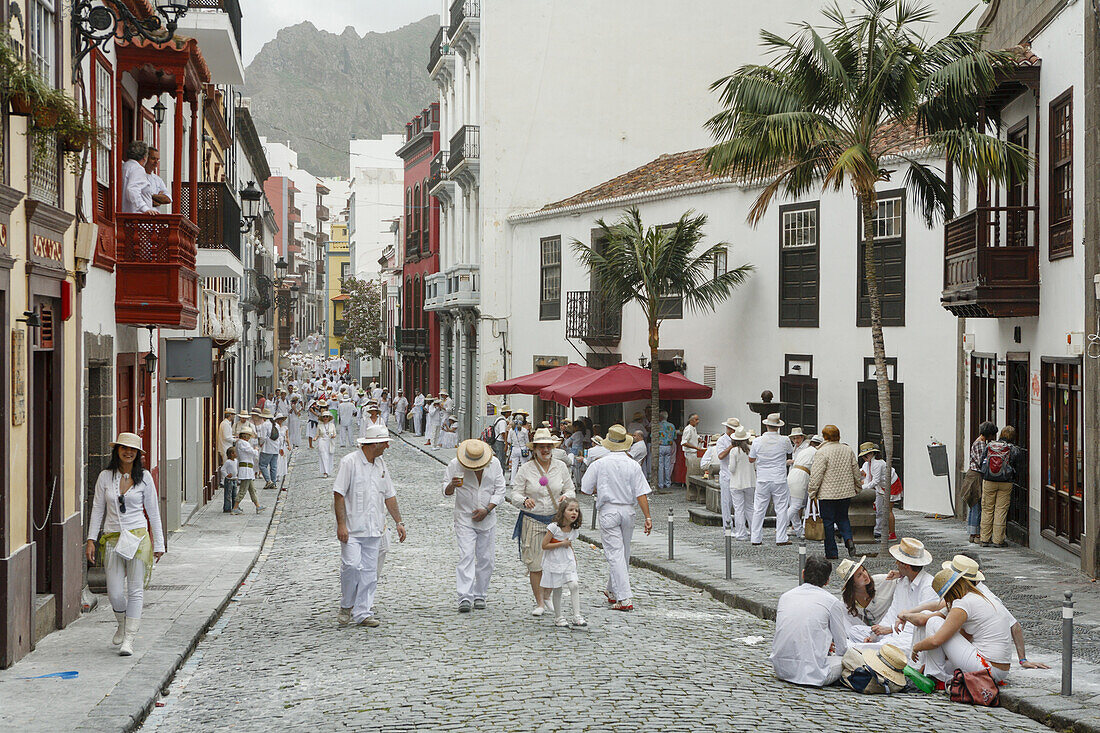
[540,499,586,628]
[220,446,238,513]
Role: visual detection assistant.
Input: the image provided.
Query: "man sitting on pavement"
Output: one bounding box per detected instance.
[771,556,849,687]
[849,537,937,651]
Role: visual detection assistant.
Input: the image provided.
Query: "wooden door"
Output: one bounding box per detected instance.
[1041,360,1083,550]
[1005,359,1029,545]
[859,375,904,481]
[780,375,819,437]
[32,350,56,593]
[116,358,134,435]
[969,354,996,443]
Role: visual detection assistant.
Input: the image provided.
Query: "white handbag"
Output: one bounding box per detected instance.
[114,529,142,560]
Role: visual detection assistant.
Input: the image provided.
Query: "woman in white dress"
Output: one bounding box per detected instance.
[379,389,392,426]
[507,411,531,484]
[85,432,166,656]
[275,414,291,479]
[287,395,303,448]
[439,416,459,449]
[315,405,337,477]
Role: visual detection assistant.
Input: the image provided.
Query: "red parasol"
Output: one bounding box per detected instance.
[539,362,712,407]
[484,363,596,396]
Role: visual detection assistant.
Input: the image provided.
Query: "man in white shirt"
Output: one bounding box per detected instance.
[144,146,171,210]
[580,425,653,611]
[491,405,512,467]
[121,140,156,214]
[257,408,280,490]
[412,391,426,436]
[333,425,407,627]
[681,413,703,481]
[770,556,849,686]
[628,430,648,471]
[217,407,236,463]
[443,439,506,612]
[748,413,794,546]
[393,389,409,433]
[852,537,937,651]
[337,395,357,447]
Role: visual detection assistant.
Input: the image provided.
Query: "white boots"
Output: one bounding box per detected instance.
[119,618,139,656]
[112,612,126,645]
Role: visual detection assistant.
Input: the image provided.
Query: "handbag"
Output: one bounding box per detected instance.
[114,529,142,560]
[949,668,1000,706]
[803,500,825,541]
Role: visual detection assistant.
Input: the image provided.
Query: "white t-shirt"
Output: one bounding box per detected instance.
[219,458,238,482]
[580,451,651,509]
[952,592,1015,664]
[749,431,794,482]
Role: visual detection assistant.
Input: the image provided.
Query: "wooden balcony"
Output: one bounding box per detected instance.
[316,203,330,222]
[395,327,428,355]
[941,206,1039,318]
[115,213,201,329]
[566,290,621,344]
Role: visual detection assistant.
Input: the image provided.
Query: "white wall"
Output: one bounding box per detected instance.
[348,135,404,278]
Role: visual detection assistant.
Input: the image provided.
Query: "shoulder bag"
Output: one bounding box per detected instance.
[949,668,1000,706]
[803,500,825,541]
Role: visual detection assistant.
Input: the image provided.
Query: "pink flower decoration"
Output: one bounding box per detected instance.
[539,476,549,487]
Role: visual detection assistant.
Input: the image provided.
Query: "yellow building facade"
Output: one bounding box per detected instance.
[326,220,350,356]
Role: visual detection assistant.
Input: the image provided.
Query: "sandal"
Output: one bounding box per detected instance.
[611,602,633,612]
[601,590,617,605]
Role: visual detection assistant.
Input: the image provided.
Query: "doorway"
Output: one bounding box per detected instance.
[858,358,904,481]
[1005,357,1029,546]
[30,301,60,595]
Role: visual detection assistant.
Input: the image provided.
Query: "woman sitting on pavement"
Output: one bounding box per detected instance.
[837,556,897,643]
[899,567,1015,684]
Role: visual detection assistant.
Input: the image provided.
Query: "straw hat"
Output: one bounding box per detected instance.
[528,427,561,449]
[320,411,333,420]
[367,403,381,412]
[358,425,390,444]
[275,413,287,422]
[601,424,633,452]
[836,556,866,586]
[223,407,236,416]
[933,567,966,599]
[722,417,741,431]
[863,644,908,687]
[731,426,750,441]
[858,442,880,458]
[261,407,274,419]
[789,427,805,438]
[941,554,985,582]
[251,407,263,416]
[889,537,933,566]
[457,439,493,469]
[763,412,784,427]
[238,410,251,419]
[317,399,329,408]
[500,405,513,413]
[513,408,529,416]
[237,424,255,437]
[809,434,823,445]
[110,432,144,452]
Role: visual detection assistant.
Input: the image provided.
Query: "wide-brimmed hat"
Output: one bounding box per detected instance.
[457,439,493,469]
[789,427,805,438]
[274,413,287,421]
[238,410,251,418]
[858,441,880,458]
[110,432,144,452]
[367,403,381,412]
[863,644,908,686]
[722,417,740,431]
[251,407,263,416]
[763,412,784,427]
[889,537,933,566]
[237,425,254,436]
[941,554,985,582]
[358,425,390,444]
[528,427,561,448]
[513,408,529,417]
[317,399,329,408]
[440,389,449,396]
[837,556,866,586]
[320,411,333,419]
[500,404,512,413]
[601,424,633,452]
[933,567,967,599]
[809,434,823,445]
[290,394,300,401]
[223,407,236,416]
[262,407,275,418]
[732,426,751,441]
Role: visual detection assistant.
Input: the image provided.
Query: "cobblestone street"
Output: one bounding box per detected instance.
[141,440,1047,732]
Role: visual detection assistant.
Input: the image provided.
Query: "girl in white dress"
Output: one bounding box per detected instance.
[439,416,459,450]
[275,414,290,479]
[316,409,337,477]
[540,499,586,628]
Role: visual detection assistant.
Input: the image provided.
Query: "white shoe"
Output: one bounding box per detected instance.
[337,607,352,626]
[571,615,588,627]
[112,612,126,645]
[554,617,570,628]
[544,597,555,615]
[530,605,545,617]
[119,619,139,656]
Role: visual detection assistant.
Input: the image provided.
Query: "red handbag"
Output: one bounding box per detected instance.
[949,668,1000,706]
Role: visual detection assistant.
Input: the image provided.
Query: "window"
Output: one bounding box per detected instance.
[1041,358,1083,547]
[857,191,906,327]
[539,236,561,320]
[969,354,996,444]
[27,0,56,84]
[421,180,430,253]
[712,247,727,281]
[657,289,683,319]
[779,202,819,327]
[1049,89,1073,259]
[93,58,113,189]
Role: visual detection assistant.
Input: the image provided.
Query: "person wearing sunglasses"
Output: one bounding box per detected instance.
[86,432,165,656]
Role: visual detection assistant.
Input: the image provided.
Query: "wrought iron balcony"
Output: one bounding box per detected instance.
[566,290,622,344]
[115,214,200,329]
[449,0,479,34]
[447,125,479,173]
[941,206,1039,318]
[428,151,447,191]
[428,25,452,72]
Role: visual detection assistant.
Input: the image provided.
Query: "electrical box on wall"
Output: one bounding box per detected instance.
[1068,331,1084,356]
[963,333,975,352]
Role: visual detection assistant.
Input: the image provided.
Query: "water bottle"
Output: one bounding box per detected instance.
[903,665,935,694]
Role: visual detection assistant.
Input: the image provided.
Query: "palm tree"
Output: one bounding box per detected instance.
[704,0,1028,475]
[572,207,753,486]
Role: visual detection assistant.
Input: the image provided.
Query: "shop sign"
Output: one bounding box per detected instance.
[32,234,63,262]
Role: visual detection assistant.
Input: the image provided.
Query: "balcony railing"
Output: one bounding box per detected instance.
[449,0,479,33]
[406,230,421,260]
[316,203,330,221]
[288,205,301,223]
[187,0,242,54]
[428,150,447,190]
[185,181,241,259]
[395,327,429,354]
[115,214,200,329]
[428,25,452,72]
[448,125,479,171]
[941,206,1039,318]
[566,290,622,343]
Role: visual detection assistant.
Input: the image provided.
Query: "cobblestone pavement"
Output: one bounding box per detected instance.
[142,440,1047,732]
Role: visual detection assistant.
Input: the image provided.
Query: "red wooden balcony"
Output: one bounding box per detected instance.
[941,206,1039,318]
[115,214,201,329]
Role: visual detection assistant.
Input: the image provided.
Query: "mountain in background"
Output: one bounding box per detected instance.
[243,16,439,177]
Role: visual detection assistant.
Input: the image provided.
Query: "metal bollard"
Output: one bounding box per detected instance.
[667,507,674,561]
[1062,591,1074,696]
[798,537,807,585]
[725,528,732,580]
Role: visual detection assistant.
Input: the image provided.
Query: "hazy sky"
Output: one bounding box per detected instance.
[239,0,439,65]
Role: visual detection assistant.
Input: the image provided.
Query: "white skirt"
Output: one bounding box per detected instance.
[540,566,579,588]
[440,431,458,449]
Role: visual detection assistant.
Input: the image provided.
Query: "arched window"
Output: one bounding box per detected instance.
[413,276,422,330]
[422,180,430,253]
[404,277,412,328]
[412,184,421,237]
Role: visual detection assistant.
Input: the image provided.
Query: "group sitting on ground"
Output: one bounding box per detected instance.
[770,536,1049,694]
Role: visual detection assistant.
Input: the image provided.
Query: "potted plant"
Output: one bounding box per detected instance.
[0,41,46,117]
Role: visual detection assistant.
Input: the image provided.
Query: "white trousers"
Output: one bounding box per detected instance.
[413,409,423,435]
[786,493,807,537]
[395,411,406,432]
[874,489,889,536]
[340,535,382,623]
[750,480,791,544]
[510,448,528,484]
[105,549,145,619]
[318,445,335,476]
[719,471,753,539]
[914,615,1010,683]
[599,503,635,603]
[454,522,496,603]
[338,424,354,447]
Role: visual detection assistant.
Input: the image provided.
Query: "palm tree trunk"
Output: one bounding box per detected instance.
[861,194,895,475]
[649,322,660,489]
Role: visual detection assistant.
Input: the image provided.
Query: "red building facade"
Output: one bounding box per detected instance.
[396,104,440,396]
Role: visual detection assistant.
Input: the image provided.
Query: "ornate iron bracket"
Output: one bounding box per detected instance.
[71,0,189,69]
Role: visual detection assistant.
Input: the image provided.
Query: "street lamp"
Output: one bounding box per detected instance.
[672,354,687,373]
[275,256,289,279]
[239,180,263,232]
[71,0,189,68]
